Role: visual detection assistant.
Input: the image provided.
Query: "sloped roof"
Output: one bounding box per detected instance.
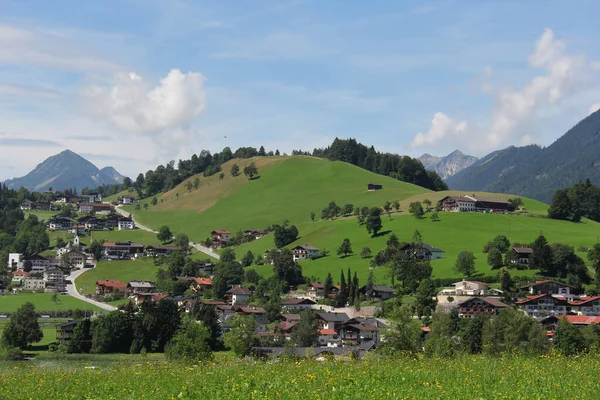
[458,297,508,308]
[293,245,320,251]
[564,315,600,325]
[227,285,252,295]
[513,247,534,254]
[317,329,337,335]
[282,298,316,305]
[212,229,231,234]
[316,312,350,322]
[308,282,325,289]
[192,277,213,286]
[127,280,155,288]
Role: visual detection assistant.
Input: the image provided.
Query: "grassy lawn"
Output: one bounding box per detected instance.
[242,211,600,285]
[125,156,429,242]
[103,189,136,203]
[24,210,59,221]
[0,319,67,346]
[75,258,160,295]
[0,294,102,313]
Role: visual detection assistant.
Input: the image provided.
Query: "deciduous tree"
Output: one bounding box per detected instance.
[365,207,382,237]
[1,302,43,349]
[455,251,477,277]
[223,315,258,357]
[337,238,353,257]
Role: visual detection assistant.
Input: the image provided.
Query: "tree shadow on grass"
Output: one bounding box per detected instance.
[339,254,356,259]
[249,175,261,181]
[373,230,392,238]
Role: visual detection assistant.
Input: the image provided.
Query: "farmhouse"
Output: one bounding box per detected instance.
[11,270,30,282]
[317,329,340,347]
[292,245,320,261]
[511,247,533,264]
[117,217,135,230]
[96,279,128,295]
[79,203,113,214]
[64,250,86,269]
[440,196,476,212]
[457,297,508,318]
[244,229,268,239]
[367,183,383,191]
[307,282,325,300]
[439,195,510,212]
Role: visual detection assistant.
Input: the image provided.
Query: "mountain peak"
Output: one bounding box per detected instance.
[418,150,478,179]
[3,150,125,192]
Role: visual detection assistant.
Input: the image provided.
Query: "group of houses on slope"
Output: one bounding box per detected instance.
[210,229,269,249]
[439,194,511,213]
[46,213,135,233]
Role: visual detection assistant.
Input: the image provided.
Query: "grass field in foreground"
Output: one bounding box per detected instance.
[243,210,600,284]
[125,156,430,243]
[74,258,160,295]
[0,354,598,399]
[0,294,102,313]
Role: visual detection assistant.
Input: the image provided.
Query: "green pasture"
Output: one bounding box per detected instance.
[74,258,160,295]
[0,294,102,313]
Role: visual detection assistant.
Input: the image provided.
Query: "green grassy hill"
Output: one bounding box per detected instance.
[125,156,430,241]
[0,293,102,313]
[75,259,161,295]
[121,155,600,287]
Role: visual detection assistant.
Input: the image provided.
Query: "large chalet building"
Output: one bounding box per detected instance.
[439,195,511,213]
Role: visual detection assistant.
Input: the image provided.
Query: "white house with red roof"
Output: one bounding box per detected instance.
[440,280,489,296]
[226,285,252,305]
[11,270,30,282]
[292,245,320,261]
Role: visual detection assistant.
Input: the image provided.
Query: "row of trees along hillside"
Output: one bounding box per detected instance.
[309,138,448,191]
[548,179,600,222]
[87,138,448,200]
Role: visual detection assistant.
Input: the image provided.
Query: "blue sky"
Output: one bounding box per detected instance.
[1,0,600,180]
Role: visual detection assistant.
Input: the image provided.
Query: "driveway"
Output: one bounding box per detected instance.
[115,206,157,233]
[66,268,117,312]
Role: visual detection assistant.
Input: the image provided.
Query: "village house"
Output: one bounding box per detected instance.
[440,280,489,297]
[80,193,102,203]
[56,320,79,345]
[133,293,169,306]
[145,245,185,257]
[307,282,325,300]
[317,329,340,347]
[64,250,86,269]
[102,241,144,260]
[457,297,508,318]
[359,285,396,301]
[226,285,252,305]
[68,225,87,235]
[262,249,281,264]
[244,229,268,240]
[400,243,444,260]
[316,312,350,334]
[511,247,534,264]
[570,296,600,316]
[117,217,135,230]
[189,277,213,293]
[79,203,112,214]
[127,280,156,295]
[292,245,320,261]
[211,230,231,248]
[47,216,73,230]
[341,320,380,345]
[8,253,22,270]
[11,270,30,282]
[43,267,64,284]
[96,279,128,295]
[520,280,574,296]
[23,254,50,274]
[24,276,46,291]
[282,298,316,311]
[119,194,136,205]
[56,236,85,257]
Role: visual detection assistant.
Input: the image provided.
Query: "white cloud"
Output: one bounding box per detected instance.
[411,28,597,154]
[410,112,467,148]
[82,69,207,151]
[0,83,62,99]
[589,104,600,115]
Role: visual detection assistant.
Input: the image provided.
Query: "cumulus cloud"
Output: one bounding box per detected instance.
[82,69,207,152]
[589,104,600,115]
[410,113,467,148]
[411,28,596,154]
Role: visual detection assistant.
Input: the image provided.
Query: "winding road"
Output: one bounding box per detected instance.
[66,268,117,312]
[115,206,220,260]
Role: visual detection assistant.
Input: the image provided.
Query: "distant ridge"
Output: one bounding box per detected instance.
[446,109,600,203]
[418,150,478,179]
[4,150,125,192]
